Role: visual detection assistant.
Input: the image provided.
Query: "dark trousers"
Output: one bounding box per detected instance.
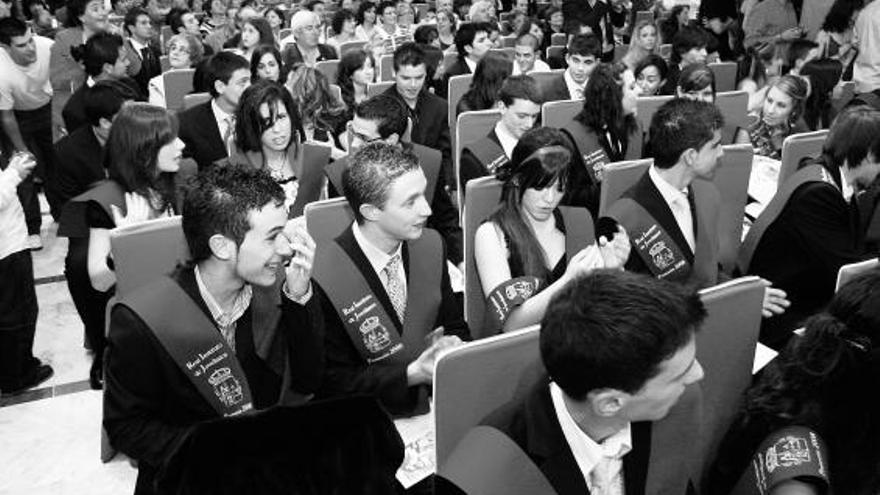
[0,249,39,391]
[65,238,113,371]
[15,103,58,230]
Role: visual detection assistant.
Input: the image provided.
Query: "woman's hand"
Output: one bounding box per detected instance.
[110,192,152,228]
[565,244,606,280]
[598,226,631,269]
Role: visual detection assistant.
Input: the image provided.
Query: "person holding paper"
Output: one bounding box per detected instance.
[104,164,324,495]
[313,143,470,417]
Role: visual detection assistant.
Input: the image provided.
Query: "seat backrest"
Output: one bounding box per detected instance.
[778,129,829,185]
[379,54,395,81]
[715,90,750,144]
[530,69,566,101]
[463,177,503,332]
[541,99,582,129]
[160,25,173,53]
[614,44,628,63]
[489,47,515,59]
[111,216,189,297]
[338,40,367,57]
[159,55,170,73]
[598,158,653,216]
[316,59,340,84]
[182,92,211,110]
[545,45,565,61]
[447,74,474,130]
[550,32,567,46]
[367,80,395,98]
[635,95,674,135]
[163,68,196,111]
[500,35,517,48]
[442,51,458,72]
[635,10,654,24]
[304,197,354,244]
[291,143,332,217]
[836,258,879,292]
[706,144,753,274]
[455,109,501,194]
[695,276,765,488]
[708,61,738,92]
[413,2,428,19]
[434,325,545,465]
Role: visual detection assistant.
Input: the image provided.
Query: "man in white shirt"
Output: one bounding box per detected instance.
[511,33,551,76]
[853,0,880,94]
[459,75,541,190]
[543,34,601,102]
[437,270,706,494]
[0,18,54,249]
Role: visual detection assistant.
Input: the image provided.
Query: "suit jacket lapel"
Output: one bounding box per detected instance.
[336,226,405,333]
[631,173,695,263]
[197,102,226,157]
[623,421,651,495]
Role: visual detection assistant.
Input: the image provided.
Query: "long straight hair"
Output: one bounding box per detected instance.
[575,64,638,161]
[489,128,571,280]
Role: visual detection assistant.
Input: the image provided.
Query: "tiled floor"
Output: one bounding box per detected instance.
[2,201,138,493]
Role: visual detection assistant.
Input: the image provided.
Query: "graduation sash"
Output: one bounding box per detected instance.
[57,180,125,239]
[118,276,254,417]
[739,164,837,273]
[730,426,831,495]
[467,137,508,176]
[608,181,719,287]
[313,229,444,365]
[484,207,593,330]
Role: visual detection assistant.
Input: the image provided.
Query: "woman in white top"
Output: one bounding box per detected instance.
[355,1,378,41]
[327,9,365,52]
[148,33,203,107]
[374,0,398,54]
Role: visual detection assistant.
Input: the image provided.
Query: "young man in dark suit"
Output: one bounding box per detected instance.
[122,7,162,94]
[439,21,494,98]
[384,43,456,188]
[313,143,470,418]
[178,52,251,169]
[104,165,324,495]
[459,75,541,192]
[543,34,601,102]
[743,106,880,348]
[438,270,707,494]
[326,94,464,269]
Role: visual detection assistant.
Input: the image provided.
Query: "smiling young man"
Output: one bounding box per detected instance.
[543,34,601,101]
[104,165,323,495]
[313,143,470,417]
[512,33,550,76]
[459,75,541,191]
[438,270,706,494]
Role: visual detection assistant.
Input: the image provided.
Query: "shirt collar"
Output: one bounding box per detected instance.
[211,98,233,123]
[129,37,148,53]
[464,56,478,72]
[649,165,689,208]
[494,120,518,159]
[352,221,403,277]
[839,166,855,202]
[194,264,253,329]
[549,382,632,483]
[564,69,587,98]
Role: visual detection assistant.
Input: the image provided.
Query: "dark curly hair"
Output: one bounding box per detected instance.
[337,48,376,111]
[574,64,638,162]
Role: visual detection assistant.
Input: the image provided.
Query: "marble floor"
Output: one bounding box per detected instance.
[1,197,137,494]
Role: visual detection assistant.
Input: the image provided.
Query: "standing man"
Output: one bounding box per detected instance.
[562,0,626,51]
[852,0,880,95]
[104,164,324,495]
[459,75,541,190]
[178,51,251,169]
[313,143,469,417]
[543,34,601,102]
[0,18,54,249]
[438,270,706,494]
[384,43,455,189]
[123,6,162,94]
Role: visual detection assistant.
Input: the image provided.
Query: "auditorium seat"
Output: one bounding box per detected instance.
[447,74,473,130]
[715,90,750,144]
[455,109,501,197]
[367,80,394,98]
[836,258,879,292]
[163,68,195,111]
[379,54,394,81]
[182,92,211,110]
[598,158,653,216]
[550,33,566,46]
[110,216,189,297]
[315,59,340,84]
[541,98,582,129]
[778,129,829,185]
[708,62,737,92]
[304,197,355,243]
[635,95,673,137]
[338,40,367,57]
[290,143,332,217]
[708,144,753,273]
[462,177,503,336]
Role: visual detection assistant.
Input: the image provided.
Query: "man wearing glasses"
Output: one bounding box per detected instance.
[281,9,337,67]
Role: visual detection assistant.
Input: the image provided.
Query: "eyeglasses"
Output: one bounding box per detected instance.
[168,43,190,54]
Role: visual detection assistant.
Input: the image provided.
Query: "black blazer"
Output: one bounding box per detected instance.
[178,100,227,170]
[281,42,338,68]
[61,83,89,134]
[124,38,163,94]
[543,74,574,102]
[384,86,454,187]
[749,161,865,348]
[50,125,105,210]
[104,266,323,495]
[314,225,469,417]
[561,0,625,40]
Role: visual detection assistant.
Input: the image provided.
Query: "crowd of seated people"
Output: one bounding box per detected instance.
[3,0,880,493]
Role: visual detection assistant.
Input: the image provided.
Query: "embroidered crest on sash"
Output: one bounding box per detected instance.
[765,435,812,472]
[736,426,830,495]
[341,295,404,363]
[208,367,247,409]
[486,276,542,328]
[583,149,608,182]
[633,224,687,278]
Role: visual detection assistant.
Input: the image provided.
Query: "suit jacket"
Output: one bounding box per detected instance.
[384,86,454,188]
[459,130,504,192]
[178,100,227,170]
[50,126,105,209]
[439,58,471,99]
[61,82,89,133]
[124,38,163,94]
[104,266,323,495]
[326,143,464,265]
[543,74,574,103]
[748,160,864,348]
[314,225,469,417]
[561,0,626,41]
[281,42,338,68]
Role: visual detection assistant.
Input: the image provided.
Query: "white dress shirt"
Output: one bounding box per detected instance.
[564,69,587,100]
[352,221,407,296]
[511,58,550,76]
[211,98,234,152]
[493,120,519,159]
[550,382,632,495]
[648,166,696,253]
[464,56,478,73]
[839,167,854,203]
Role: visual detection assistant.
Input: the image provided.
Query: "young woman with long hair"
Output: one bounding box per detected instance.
[455,50,513,115]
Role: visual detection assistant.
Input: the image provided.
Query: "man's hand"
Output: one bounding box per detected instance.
[760,278,790,318]
[8,152,36,180]
[406,335,463,386]
[282,216,316,299]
